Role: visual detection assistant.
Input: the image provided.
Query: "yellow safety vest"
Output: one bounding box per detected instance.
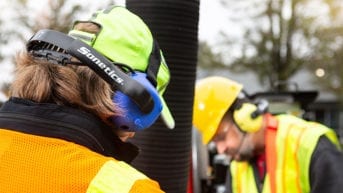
[230,114,340,193]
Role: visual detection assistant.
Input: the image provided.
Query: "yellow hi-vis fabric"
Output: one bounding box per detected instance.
[230,162,260,193]
[0,129,164,193]
[229,114,340,193]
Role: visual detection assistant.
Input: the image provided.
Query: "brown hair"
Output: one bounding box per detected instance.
[10,22,122,125]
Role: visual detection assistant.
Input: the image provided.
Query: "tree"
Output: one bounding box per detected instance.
[297,0,343,104]
[198,41,225,69]
[8,0,118,41]
[211,0,343,92]
[306,25,343,103]
[0,0,117,87]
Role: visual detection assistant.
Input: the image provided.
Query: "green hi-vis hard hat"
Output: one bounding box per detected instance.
[68,6,174,129]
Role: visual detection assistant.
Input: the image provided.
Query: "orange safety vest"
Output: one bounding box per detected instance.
[0,129,164,193]
[230,114,340,193]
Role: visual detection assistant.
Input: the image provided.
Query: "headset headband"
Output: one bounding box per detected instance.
[27,29,154,113]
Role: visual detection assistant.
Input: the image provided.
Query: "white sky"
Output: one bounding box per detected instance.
[0,0,225,86]
[198,0,229,42]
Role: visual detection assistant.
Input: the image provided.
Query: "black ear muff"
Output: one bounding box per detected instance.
[233,100,268,133]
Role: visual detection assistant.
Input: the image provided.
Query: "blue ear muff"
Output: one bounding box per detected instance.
[111,72,163,131]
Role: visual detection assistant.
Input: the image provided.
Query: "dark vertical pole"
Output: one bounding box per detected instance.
[126,1,199,193]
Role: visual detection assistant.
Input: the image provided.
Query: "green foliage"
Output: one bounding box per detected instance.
[211,0,343,93]
[306,24,343,103]
[197,41,226,69]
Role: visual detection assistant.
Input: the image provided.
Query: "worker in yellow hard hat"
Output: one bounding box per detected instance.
[193,76,343,193]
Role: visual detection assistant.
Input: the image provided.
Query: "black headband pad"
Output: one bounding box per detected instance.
[27,29,154,113]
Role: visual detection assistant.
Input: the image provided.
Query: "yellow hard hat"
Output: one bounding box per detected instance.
[193,76,243,144]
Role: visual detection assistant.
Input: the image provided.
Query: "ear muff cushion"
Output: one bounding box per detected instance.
[233,103,263,133]
[111,72,162,131]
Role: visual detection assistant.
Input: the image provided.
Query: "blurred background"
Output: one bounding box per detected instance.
[197,0,343,142]
[1,0,342,131]
[0,0,342,192]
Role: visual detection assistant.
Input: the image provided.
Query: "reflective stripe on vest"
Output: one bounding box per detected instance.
[275,114,339,193]
[87,160,149,193]
[230,114,340,193]
[230,162,259,193]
